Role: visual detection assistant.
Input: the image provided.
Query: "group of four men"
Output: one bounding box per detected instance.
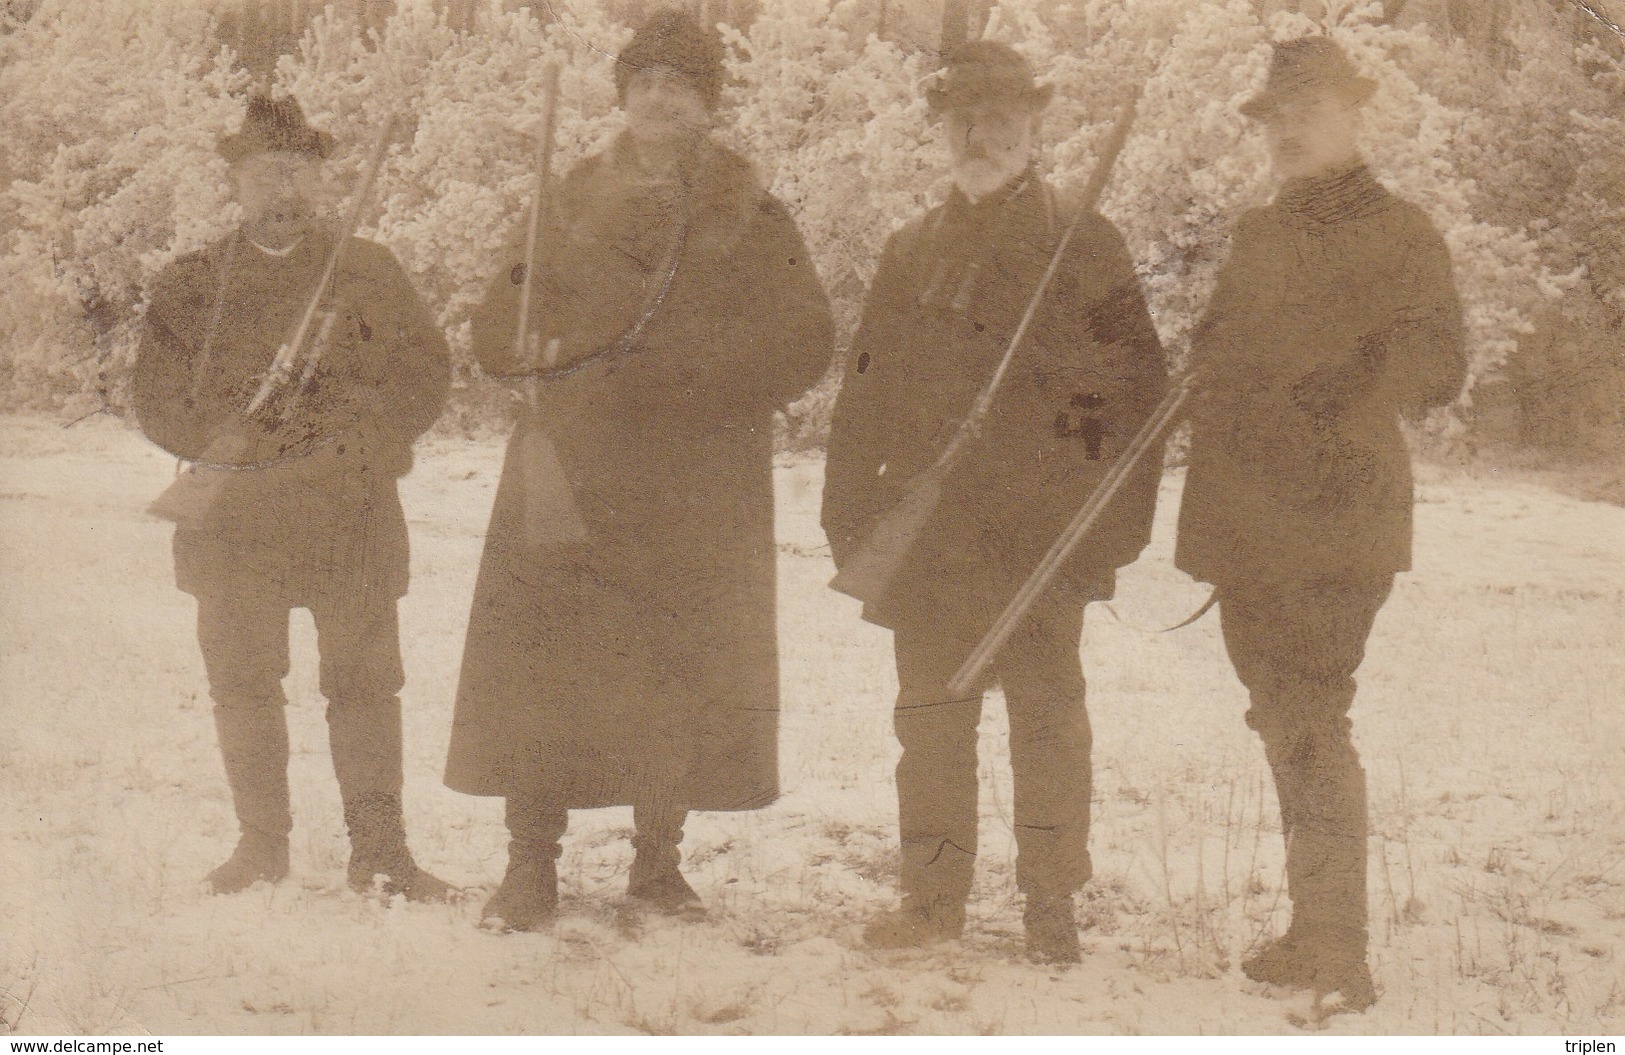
[132,11,1465,1014]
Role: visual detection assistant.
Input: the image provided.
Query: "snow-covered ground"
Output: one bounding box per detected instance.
[2,413,1622,1036]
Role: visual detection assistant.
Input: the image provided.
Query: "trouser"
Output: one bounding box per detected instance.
[195,590,408,854]
[1217,574,1394,955]
[891,593,1091,906]
[502,793,689,877]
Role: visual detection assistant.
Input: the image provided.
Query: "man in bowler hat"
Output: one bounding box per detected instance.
[1176,38,1466,1008]
[133,95,453,900]
[822,41,1166,963]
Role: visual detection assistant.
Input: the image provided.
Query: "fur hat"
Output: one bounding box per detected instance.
[614,8,727,111]
[1241,37,1377,119]
[218,94,333,163]
[926,41,1053,115]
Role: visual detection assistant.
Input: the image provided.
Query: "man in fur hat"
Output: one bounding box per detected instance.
[445,9,834,931]
[1177,37,1466,1009]
[133,94,453,901]
[821,41,1167,964]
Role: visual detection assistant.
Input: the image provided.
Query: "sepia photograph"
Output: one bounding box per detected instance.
[1,0,1622,1038]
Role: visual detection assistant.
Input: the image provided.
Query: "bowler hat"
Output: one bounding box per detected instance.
[614,8,727,111]
[218,94,333,163]
[1240,37,1377,119]
[926,40,1053,115]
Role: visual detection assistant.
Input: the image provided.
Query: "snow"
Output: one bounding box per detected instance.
[2,413,1622,1036]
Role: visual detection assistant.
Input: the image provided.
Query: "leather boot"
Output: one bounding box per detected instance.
[628,801,704,918]
[482,795,566,932]
[327,697,452,902]
[205,700,292,893]
[863,895,967,949]
[1024,890,1081,965]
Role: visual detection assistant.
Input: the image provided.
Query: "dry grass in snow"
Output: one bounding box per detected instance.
[1,414,1622,1035]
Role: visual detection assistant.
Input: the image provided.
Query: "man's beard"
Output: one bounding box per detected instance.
[951,154,1023,201]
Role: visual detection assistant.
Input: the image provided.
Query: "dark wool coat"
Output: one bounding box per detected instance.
[1175,165,1468,587]
[443,137,835,810]
[822,173,1168,641]
[133,231,451,604]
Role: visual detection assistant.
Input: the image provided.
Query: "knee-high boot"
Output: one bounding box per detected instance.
[327,696,452,902]
[206,698,293,893]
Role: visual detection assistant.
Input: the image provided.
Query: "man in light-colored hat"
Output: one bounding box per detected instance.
[1176,37,1467,1010]
[823,40,1167,963]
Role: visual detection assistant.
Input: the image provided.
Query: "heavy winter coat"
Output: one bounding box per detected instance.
[1175,164,1467,587]
[822,172,1167,640]
[443,137,834,810]
[132,231,451,603]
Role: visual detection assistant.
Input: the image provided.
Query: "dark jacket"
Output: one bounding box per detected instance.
[442,137,835,810]
[822,173,1167,639]
[132,230,451,603]
[1175,164,1467,587]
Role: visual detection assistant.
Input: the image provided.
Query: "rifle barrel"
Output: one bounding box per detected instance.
[947,373,1193,695]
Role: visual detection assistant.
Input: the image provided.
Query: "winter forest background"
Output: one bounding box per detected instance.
[3,0,1625,1038]
[0,0,1622,463]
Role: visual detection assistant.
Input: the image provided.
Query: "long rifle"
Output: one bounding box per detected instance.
[946,371,1196,695]
[148,109,399,527]
[510,61,588,548]
[829,92,1141,605]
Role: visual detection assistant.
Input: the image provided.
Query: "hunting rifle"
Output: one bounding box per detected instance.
[828,91,1142,605]
[946,370,1197,696]
[510,61,589,547]
[147,109,401,528]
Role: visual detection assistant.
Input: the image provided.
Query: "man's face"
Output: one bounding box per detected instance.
[229,151,322,247]
[1259,86,1364,181]
[943,98,1040,200]
[624,68,710,151]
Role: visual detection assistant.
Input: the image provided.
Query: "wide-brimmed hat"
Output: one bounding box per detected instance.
[926,40,1053,115]
[217,94,333,163]
[614,8,727,111]
[1240,37,1377,119]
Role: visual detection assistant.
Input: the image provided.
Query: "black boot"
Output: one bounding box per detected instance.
[1024,890,1081,965]
[628,802,704,918]
[205,700,292,894]
[328,697,452,902]
[482,796,565,932]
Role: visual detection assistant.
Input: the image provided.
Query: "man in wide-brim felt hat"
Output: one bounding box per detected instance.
[823,39,1168,964]
[1175,36,1467,1011]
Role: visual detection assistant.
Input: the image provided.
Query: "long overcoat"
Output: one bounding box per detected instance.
[132,231,451,604]
[443,137,834,811]
[1175,165,1467,587]
[822,173,1167,644]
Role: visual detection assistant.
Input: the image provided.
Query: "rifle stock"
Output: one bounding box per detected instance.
[151,110,399,526]
[827,467,944,603]
[146,430,250,528]
[828,92,1141,607]
[511,62,588,549]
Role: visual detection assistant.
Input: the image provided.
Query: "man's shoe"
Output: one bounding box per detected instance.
[1244,934,1377,1012]
[205,831,290,894]
[1314,958,1377,1012]
[348,854,455,904]
[1024,892,1081,965]
[627,865,707,920]
[863,899,966,950]
[1242,933,1310,987]
[481,855,558,932]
